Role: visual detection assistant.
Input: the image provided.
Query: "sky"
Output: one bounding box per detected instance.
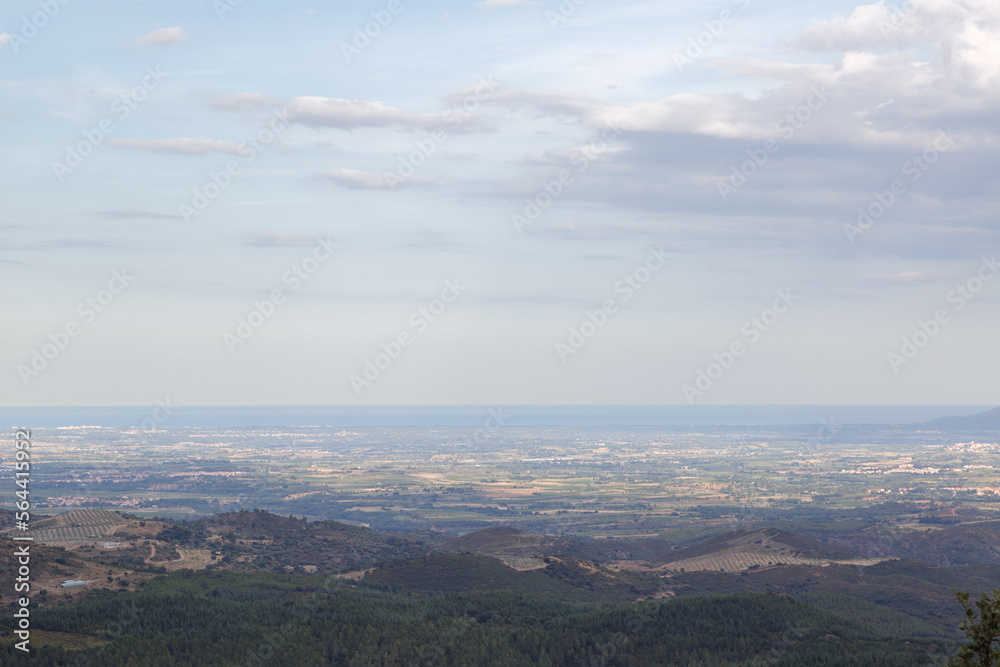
[1,0,998,407]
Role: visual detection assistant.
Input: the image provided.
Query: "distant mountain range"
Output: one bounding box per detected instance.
[927,406,1000,429]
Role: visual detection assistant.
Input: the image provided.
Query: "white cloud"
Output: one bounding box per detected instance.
[491,87,767,139]
[0,33,10,50]
[321,169,443,190]
[210,93,283,112]
[789,0,1000,87]
[211,89,494,132]
[490,88,595,119]
[287,97,450,130]
[477,0,535,8]
[97,210,180,220]
[320,169,392,189]
[133,26,188,47]
[109,138,246,155]
[489,25,998,149]
[474,1,997,153]
[955,19,1000,87]
[244,232,316,246]
[791,3,918,52]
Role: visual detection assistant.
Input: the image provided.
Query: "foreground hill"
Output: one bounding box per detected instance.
[0,569,945,665]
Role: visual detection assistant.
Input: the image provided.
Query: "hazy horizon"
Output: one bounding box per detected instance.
[2,403,994,429]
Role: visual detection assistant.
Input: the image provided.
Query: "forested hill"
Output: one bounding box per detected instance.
[0,569,946,665]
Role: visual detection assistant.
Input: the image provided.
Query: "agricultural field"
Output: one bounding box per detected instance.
[6,419,998,554]
[28,509,128,548]
[165,549,214,571]
[647,528,893,573]
[660,551,888,573]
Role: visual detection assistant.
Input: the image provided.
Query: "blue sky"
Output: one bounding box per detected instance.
[2,0,998,406]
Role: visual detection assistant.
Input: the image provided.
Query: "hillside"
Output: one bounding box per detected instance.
[888,522,1000,566]
[671,558,1000,636]
[826,522,1000,566]
[438,525,678,567]
[438,526,576,569]
[654,528,866,573]
[928,406,1000,429]
[364,552,659,603]
[0,540,146,603]
[184,510,440,574]
[4,509,443,577]
[439,525,555,553]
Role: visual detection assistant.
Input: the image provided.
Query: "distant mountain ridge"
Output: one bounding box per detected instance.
[928,406,1000,429]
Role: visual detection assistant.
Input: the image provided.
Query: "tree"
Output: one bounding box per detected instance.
[950,589,1000,666]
